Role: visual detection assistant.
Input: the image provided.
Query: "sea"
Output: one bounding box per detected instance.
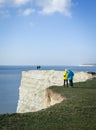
[0,65,96,114]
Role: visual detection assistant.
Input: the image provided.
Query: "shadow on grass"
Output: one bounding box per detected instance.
[73,78,96,89]
[50,78,96,92]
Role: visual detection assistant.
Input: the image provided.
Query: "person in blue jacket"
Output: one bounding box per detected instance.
[68,70,74,87]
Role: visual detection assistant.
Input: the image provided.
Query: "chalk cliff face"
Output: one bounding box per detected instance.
[17,70,93,113]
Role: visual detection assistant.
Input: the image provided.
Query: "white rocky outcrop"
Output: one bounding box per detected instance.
[73,72,93,82]
[17,70,93,113]
[44,88,65,109]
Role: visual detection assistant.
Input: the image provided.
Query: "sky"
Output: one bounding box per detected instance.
[0,0,96,66]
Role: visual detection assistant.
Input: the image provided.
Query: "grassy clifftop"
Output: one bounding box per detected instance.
[0,78,96,130]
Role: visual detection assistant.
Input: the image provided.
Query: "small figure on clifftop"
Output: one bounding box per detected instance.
[68,70,74,87]
[37,66,41,70]
[63,69,68,87]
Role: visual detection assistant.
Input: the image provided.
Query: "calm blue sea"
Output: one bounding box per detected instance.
[0,65,96,114]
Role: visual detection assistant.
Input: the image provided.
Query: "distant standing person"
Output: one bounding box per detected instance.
[37,66,41,70]
[63,69,68,87]
[68,70,74,87]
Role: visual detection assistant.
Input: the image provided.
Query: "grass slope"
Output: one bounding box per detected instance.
[0,78,96,130]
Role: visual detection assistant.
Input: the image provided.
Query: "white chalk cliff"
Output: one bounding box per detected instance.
[17,70,93,113]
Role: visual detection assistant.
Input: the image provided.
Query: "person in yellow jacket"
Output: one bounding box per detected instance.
[63,69,68,87]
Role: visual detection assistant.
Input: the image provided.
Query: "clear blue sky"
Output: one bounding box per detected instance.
[0,0,96,65]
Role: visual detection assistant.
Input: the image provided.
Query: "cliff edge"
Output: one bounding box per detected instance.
[17,70,93,113]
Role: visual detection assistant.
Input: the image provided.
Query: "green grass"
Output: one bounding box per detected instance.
[0,78,96,130]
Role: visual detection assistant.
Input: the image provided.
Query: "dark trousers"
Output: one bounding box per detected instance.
[69,79,73,87]
[64,80,68,87]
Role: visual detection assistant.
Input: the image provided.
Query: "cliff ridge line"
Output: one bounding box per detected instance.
[17,70,93,113]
